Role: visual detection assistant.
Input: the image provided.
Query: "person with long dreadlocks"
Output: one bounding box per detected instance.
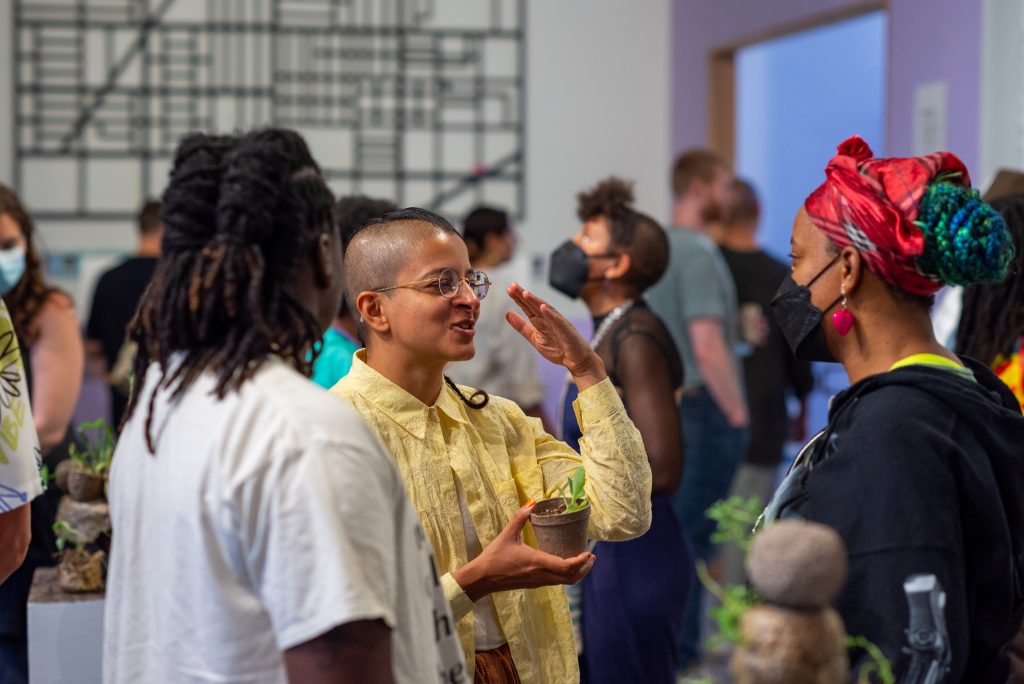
[762,137,1024,682]
[956,193,1024,409]
[331,207,652,683]
[104,129,464,684]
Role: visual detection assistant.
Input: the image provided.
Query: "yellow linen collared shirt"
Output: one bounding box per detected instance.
[331,351,652,684]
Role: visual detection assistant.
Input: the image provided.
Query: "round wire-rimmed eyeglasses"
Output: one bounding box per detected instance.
[374,268,491,300]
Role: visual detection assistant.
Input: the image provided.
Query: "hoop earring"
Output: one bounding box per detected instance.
[832,291,855,336]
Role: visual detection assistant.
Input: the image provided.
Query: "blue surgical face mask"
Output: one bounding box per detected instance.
[0,246,27,294]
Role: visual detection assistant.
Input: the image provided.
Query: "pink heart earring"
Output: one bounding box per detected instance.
[832,291,854,336]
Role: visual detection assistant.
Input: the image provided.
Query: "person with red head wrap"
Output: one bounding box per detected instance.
[761,137,1024,683]
[805,135,983,296]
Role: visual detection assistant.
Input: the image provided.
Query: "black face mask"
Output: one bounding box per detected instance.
[548,241,616,299]
[770,255,842,363]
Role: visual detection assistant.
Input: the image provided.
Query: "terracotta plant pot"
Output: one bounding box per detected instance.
[530,498,591,558]
[67,469,104,502]
[57,549,106,593]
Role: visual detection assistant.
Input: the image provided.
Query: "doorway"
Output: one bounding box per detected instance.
[732,10,887,260]
[715,8,888,450]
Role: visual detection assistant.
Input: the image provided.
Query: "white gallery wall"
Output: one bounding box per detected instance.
[980,0,1024,187]
[0,0,670,318]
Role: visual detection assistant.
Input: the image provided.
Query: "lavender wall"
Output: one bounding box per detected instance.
[887,0,982,173]
[671,0,983,176]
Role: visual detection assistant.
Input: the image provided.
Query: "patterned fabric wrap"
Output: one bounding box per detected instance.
[805,135,971,295]
[994,338,1024,411]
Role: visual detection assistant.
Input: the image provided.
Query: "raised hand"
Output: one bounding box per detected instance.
[505,283,606,391]
[452,501,596,602]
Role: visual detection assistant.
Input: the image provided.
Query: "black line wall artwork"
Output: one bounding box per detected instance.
[13,0,527,223]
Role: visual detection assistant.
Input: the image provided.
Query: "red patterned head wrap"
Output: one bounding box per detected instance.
[804,136,971,295]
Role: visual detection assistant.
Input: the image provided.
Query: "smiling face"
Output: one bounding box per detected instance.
[376,229,481,364]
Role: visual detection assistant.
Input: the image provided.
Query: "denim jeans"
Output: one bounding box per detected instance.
[672,386,748,667]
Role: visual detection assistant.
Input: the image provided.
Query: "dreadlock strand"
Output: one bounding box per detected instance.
[141,366,165,452]
[122,129,337,452]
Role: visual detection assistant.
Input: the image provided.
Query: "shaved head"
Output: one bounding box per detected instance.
[344,207,461,312]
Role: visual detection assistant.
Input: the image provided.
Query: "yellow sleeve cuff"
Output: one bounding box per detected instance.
[441,572,474,621]
[573,377,624,427]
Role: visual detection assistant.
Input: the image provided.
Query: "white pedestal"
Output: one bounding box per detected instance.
[27,567,104,684]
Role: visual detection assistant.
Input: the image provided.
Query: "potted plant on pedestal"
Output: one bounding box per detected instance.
[52,521,106,593]
[56,419,114,502]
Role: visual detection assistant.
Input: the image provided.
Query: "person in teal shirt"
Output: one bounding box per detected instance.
[311,324,361,388]
[310,195,396,389]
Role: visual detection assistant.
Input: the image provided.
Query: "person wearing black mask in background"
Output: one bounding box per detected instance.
[551,178,691,683]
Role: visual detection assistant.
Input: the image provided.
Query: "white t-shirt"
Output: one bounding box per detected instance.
[104,357,466,684]
[0,298,43,512]
[454,479,506,651]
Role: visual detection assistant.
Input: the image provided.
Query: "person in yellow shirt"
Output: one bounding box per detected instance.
[331,207,653,683]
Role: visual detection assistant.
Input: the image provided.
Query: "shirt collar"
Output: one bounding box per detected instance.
[346,351,470,439]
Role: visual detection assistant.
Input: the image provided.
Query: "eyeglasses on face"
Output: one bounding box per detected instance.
[374,268,491,300]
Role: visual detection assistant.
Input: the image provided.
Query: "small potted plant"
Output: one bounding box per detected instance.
[62,419,114,502]
[530,466,591,558]
[53,521,106,593]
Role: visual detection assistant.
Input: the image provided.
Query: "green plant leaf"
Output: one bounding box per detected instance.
[559,467,588,513]
[569,467,585,498]
[70,418,116,475]
[706,495,762,551]
[696,561,761,645]
[52,520,87,553]
[846,635,895,684]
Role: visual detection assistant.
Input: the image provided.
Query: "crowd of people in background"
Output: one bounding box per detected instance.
[0,126,1022,684]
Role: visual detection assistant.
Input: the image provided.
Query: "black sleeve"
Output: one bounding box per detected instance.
[85,272,108,343]
[614,330,684,496]
[805,397,969,683]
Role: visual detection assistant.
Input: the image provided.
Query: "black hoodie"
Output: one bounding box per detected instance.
[774,357,1024,683]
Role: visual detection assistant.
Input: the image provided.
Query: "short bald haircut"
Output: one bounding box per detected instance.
[344,207,461,313]
[336,195,398,248]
